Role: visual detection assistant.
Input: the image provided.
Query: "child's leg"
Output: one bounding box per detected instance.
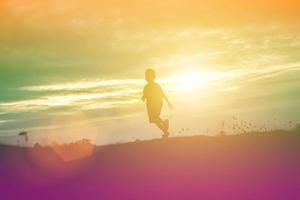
[154,118,165,132]
[154,117,169,133]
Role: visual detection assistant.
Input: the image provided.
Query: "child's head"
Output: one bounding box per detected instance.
[145,68,156,83]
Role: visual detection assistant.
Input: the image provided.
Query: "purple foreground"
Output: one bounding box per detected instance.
[1,131,300,200]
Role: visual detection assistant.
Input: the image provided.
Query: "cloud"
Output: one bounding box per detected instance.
[2,59,298,114]
[0,120,14,124]
[0,89,140,113]
[3,55,299,107]
[21,79,143,91]
[81,99,140,110]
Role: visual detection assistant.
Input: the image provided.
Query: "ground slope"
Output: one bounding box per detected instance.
[1,131,300,200]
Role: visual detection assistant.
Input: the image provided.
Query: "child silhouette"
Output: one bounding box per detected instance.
[142,69,173,138]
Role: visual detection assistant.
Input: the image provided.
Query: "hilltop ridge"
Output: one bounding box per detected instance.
[0,130,300,200]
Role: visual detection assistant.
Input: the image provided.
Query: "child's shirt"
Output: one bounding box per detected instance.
[143,82,164,104]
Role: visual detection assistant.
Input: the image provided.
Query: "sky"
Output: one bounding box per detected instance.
[0,0,300,145]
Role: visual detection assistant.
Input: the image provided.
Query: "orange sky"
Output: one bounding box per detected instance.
[1,0,300,23]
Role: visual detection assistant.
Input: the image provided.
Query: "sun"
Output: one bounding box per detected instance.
[180,73,202,90]
[162,71,212,93]
[172,72,204,91]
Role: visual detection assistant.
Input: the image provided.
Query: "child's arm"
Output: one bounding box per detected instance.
[162,91,173,110]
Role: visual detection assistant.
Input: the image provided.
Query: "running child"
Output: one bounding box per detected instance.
[141,69,173,138]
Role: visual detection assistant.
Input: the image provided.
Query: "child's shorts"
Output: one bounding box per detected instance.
[146,101,163,123]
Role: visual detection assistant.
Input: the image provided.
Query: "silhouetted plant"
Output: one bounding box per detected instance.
[18,131,28,144]
[296,123,300,131]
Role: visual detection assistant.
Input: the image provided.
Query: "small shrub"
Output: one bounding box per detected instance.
[296,123,300,131]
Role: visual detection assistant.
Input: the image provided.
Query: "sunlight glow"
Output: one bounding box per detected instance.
[177,73,204,91]
[164,71,208,92]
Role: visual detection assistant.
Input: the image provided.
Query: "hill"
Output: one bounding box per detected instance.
[1,131,300,200]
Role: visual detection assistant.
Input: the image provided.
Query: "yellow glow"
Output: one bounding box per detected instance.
[178,73,203,91]
[165,72,205,92]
